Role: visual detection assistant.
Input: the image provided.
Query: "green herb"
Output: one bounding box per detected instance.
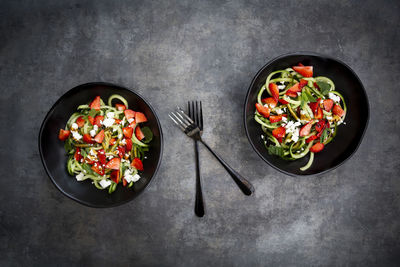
[320,128,328,143]
[82,163,94,175]
[64,138,74,154]
[140,126,153,144]
[305,88,316,102]
[316,81,331,96]
[268,145,284,157]
[88,109,98,118]
[80,148,88,158]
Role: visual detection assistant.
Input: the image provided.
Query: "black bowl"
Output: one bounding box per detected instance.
[39,82,163,207]
[244,52,369,176]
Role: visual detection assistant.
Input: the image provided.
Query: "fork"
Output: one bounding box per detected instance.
[169,105,254,196]
[188,101,205,217]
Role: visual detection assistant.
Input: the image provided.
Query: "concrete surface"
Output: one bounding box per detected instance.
[1,0,399,266]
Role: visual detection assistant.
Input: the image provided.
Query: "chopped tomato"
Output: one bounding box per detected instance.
[115,103,126,111]
[268,83,280,101]
[76,116,85,127]
[91,162,105,175]
[123,178,128,187]
[255,103,270,118]
[74,148,82,161]
[269,115,282,123]
[299,120,313,137]
[135,112,147,123]
[83,134,94,144]
[286,83,301,93]
[262,97,278,108]
[117,146,125,158]
[278,98,289,104]
[315,106,323,120]
[293,66,313,77]
[105,158,120,170]
[88,115,95,125]
[97,149,106,165]
[332,104,345,117]
[58,129,70,141]
[109,138,116,146]
[310,142,324,153]
[110,170,120,183]
[306,135,318,143]
[89,96,101,110]
[135,126,145,141]
[94,115,104,127]
[299,79,308,89]
[131,158,144,171]
[323,99,334,111]
[123,127,133,138]
[94,129,105,143]
[285,91,298,98]
[124,109,136,120]
[125,138,132,152]
[272,126,286,139]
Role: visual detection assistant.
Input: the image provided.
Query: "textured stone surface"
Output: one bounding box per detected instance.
[1,0,399,266]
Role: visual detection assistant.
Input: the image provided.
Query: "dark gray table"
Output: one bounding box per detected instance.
[1,0,399,266]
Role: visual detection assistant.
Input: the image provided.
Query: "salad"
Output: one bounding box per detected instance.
[254,64,347,171]
[58,94,153,193]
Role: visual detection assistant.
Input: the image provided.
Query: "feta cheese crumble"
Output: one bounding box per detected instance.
[277,85,286,90]
[89,129,96,137]
[93,125,99,130]
[329,93,341,103]
[71,123,78,130]
[72,131,82,141]
[120,139,126,145]
[99,179,111,188]
[128,118,134,123]
[75,172,85,181]
[106,112,115,118]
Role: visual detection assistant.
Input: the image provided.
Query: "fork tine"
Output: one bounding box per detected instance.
[192,101,197,125]
[174,111,191,127]
[187,101,191,119]
[168,114,185,131]
[199,101,203,130]
[195,101,199,127]
[177,106,194,124]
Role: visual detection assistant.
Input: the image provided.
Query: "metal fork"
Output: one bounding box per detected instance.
[169,106,254,196]
[188,101,205,217]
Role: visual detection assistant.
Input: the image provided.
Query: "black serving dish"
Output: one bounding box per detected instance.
[39,82,163,207]
[244,52,369,176]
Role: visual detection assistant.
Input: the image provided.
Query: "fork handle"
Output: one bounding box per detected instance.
[194,140,205,217]
[200,140,254,196]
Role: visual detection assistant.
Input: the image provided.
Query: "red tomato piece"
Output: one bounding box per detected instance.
[74,148,82,161]
[76,116,85,127]
[124,109,136,120]
[269,115,282,123]
[89,96,101,110]
[110,170,120,183]
[272,126,286,139]
[268,83,280,101]
[255,103,270,118]
[306,135,318,143]
[310,142,324,153]
[83,134,95,144]
[105,158,120,170]
[262,97,277,108]
[332,104,345,117]
[115,103,126,111]
[323,99,334,111]
[131,158,144,171]
[97,149,106,165]
[285,91,298,98]
[125,138,132,152]
[135,126,145,141]
[91,162,105,175]
[88,115,95,125]
[94,115,104,127]
[135,112,147,123]
[58,129,70,141]
[123,127,133,138]
[94,129,105,143]
[292,66,313,77]
[299,120,313,137]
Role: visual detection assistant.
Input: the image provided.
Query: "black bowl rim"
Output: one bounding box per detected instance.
[243,51,370,177]
[38,82,164,208]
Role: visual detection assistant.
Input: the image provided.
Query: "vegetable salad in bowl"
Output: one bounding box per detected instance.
[58,94,153,193]
[254,64,347,171]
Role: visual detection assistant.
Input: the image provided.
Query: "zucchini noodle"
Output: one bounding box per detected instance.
[254,64,347,171]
